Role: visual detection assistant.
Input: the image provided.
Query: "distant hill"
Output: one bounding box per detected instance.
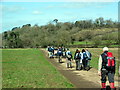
[2,17,119,48]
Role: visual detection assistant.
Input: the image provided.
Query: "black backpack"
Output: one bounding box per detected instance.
[76,53,81,59]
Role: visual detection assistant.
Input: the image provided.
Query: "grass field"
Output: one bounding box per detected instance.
[70,48,119,76]
[70,41,119,48]
[72,41,93,45]
[2,49,74,88]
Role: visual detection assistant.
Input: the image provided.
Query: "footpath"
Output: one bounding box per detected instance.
[42,49,119,89]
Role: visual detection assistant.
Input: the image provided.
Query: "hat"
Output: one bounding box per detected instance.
[103,47,109,51]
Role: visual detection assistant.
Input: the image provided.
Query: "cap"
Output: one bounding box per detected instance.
[103,47,109,51]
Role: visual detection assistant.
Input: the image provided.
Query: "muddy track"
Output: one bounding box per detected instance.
[41,49,119,89]
[49,60,100,88]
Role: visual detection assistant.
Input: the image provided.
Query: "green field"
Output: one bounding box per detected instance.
[2,48,119,88]
[70,41,119,48]
[2,49,74,88]
[72,41,93,45]
[70,48,119,76]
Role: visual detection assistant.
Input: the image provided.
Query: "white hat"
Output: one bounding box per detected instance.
[103,47,109,51]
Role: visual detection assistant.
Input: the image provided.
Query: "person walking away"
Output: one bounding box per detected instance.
[82,49,88,70]
[48,46,53,58]
[86,49,92,70]
[62,47,66,58]
[46,46,49,51]
[74,49,79,70]
[74,49,82,70]
[57,47,63,63]
[98,47,116,90]
[66,49,73,68]
[54,48,58,58]
[51,46,54,58]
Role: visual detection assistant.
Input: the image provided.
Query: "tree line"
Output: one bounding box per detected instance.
[2,17,119,48]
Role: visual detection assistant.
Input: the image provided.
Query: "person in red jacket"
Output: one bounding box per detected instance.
[98,47,116,90]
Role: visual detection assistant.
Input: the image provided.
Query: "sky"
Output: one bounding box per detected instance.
[0,1,119,33]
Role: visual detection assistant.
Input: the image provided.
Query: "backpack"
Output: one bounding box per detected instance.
[58,50,62,56]
[48,47,53,52]
[86,51,92,60]
[103,52,115,70]
[76,53,81,59]
[67,51,72,59]
[83,52,88,60]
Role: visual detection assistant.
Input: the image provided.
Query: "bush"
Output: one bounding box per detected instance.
[92,37,102,47]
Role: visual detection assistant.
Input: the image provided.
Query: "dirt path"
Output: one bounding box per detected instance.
[41,49,119,88]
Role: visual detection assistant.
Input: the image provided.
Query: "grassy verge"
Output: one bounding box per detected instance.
[2,49,74,88]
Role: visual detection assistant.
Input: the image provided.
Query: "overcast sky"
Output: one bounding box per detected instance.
[0,1,119,33]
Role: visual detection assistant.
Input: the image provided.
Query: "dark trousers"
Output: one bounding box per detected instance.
[82,60,88,69]
[58,56,62,62]
[101,69,115,83]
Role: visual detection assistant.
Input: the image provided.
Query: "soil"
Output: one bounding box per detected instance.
[41,49,119,89]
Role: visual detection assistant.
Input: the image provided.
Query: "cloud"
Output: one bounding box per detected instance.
[32,10,43,15]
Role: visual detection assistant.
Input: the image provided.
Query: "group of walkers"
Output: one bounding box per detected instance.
[47,46,92,71]
[46,46,116,90]
[74,49,92,70]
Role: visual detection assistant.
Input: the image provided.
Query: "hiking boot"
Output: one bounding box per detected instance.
[101,83,106,89]
[110,83,116,90]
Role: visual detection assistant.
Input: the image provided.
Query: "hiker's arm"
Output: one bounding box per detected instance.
[98,55,102,75]
[81,53,83,60]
